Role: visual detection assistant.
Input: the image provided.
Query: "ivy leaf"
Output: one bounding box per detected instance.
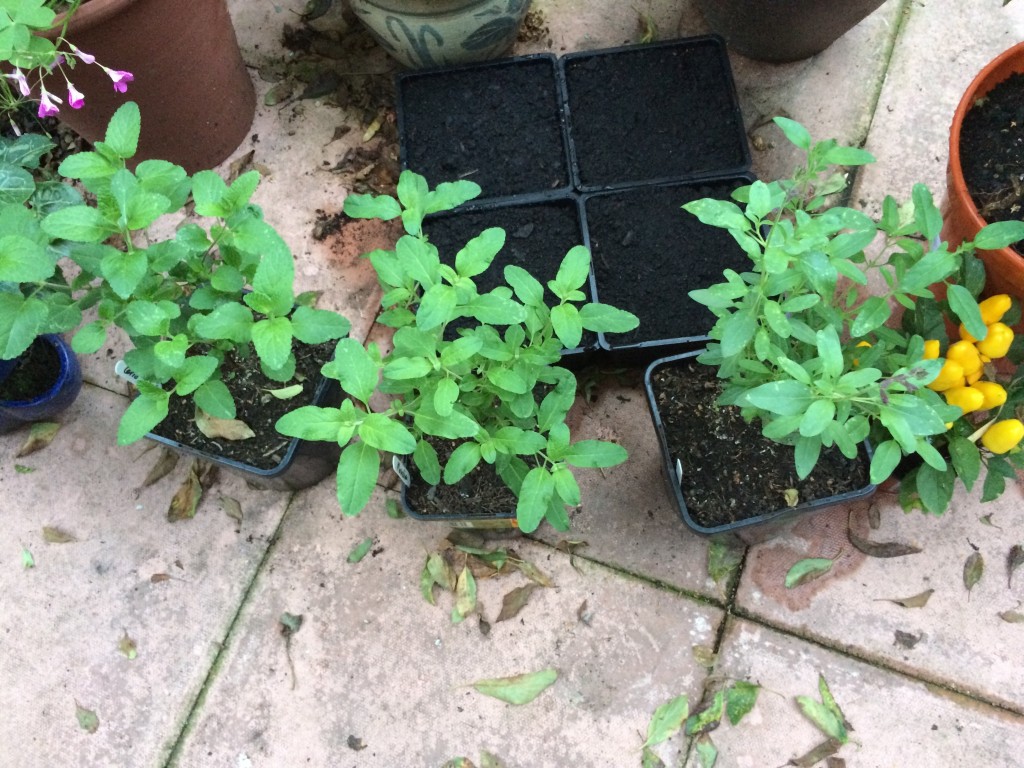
[785,557,834,588]
[471,668,558,705]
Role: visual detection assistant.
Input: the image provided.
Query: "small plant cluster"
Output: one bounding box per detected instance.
[684,117,1024,515]
[1,101,350,440]
[277,170,639,533]
[1,0,132,126]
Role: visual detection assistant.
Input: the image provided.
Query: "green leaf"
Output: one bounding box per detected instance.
[433,376,459,416]
[0,163,34,204]
[720,311,757,357]
[343,191,401,221]
[71,321,107,355]
[974,219,1024,250]
[174,355,218,396]
[504,264,544,306]
[516,467,555,534]
[850,295,891,336]
[869,440,902,484]
[785,557,834,588]
[685,690,724,736]
[358,413,416,454]
[551,245,591,294]
[695,735,718,768]
[413,438,442,485]
[289,306,350,344]
[0,292,46,359]
[193,379,235,419]
[251,316,293,371]
[101,248,147,299]
[443,441,481,484]
[471,668,557,705]
[104,102,141,159]
[949,436,981,491]
[336,441,380,516]
[42,205,114,242]
[117,389,170,445]
[561,440,627,469]
[578,302,639,334]
[947,283,986,341]
[192,303,254,343]
[276,405,352,443]
[797,696,847,744]
[324,337,379,403]
[743,381,812,416]
[916,462,955,514]
[451,565,477,623]
[551,466,581,506]
[550,303,582,349]
[643,694,689,747]
[726,681,759,725]
[416,283,457,331]
[347,537,373,564]
[794,435,822,478]
[455,227,504,277]
[799,399,835,438]
[774,116,811,150]
[683,197,750,232]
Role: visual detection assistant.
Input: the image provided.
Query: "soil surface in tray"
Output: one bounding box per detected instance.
[651,359,870,529]
[0,337,60,402]
[586,179,750,348]
[424,198,596,350]
[399,58,568,198]
[151,340,336,470]
[405,437,517,520]
[960,71,1024,256]
[564,41,746,188]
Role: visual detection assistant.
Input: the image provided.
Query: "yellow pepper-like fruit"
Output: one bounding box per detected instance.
[946,340,984,376]
[923,339,941,359]
[967,368,984,385]
[976,322,1014,359]
[927,359,965,391]
[944,386,986,415]
[971,381,1008,410]
[959,324,978,343]
[981,419,1024,454]
[852,340,871,367]
[979,294,1013,325]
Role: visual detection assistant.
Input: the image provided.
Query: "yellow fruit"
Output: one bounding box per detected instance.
[971,381,1008,410]
[979,294,1013,325]
[976,322,1014,359]
[981,419,1024,454]
[946,340,984,376]
[958,324,978,343]
[926,359,965,392]
[923,339,941,359]
[966,368,984,384]
[852,340,871,367]
[943,386,986,415]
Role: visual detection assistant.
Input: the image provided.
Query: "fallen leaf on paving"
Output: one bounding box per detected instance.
[471,668,558,705]
[42,526,76,544]
[279,612,303,637]
[797,676,849,744]
[826,757,847,768]
[447,529,488,549]
[150,573,171,583]
[691,645,716,668]
[347,537,373,563]
[878,588,934,608]
[362,111,384,142]
[726,681,759,725]
[685,690,724,736]
[789,738,843,767]
[440,759,475,768]
[576,599,593,626]
[21,548,34,568]
[847,526,921,558]
[167,462,203,522]
[1007,545,1024,589]
[707,539,744,585]
[643,693,689,747]
[420,560,438,605]
[695,734,718,768]
[14,464,35,473]
[75,702,99,734]
[227,149,256,181]
[641,747,666,768]
[999,609,1024,623]
[478,615,491,636]
[118,630,138,660]
[451,566,477,624]
[220,496,243,530]
[385,498,404,518]
[555,538,588,570]
[894,629,922,649]
[264,79,295,106]
[195,411,255,441]
[785,557,834,588]
[141,448,179,487]
[346,735,366,751]
[16,421,60,457]
[478,750,507,768]
[509,551,553,587]
[428,552,455,591]
[964,551,984,597]
[495,584,538,623]
[979,513,1001,529]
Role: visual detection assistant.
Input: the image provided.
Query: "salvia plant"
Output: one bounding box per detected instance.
[37,101,351,444]
[683,116,1024,515]
[276,170,639,533]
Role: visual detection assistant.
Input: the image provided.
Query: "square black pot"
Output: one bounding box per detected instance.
[396,54,571,203]
[423,194,597,363]
[583,174,754,366]
[561,36,750,192]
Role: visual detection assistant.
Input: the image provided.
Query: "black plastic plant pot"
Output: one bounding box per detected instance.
[400,483,518,530]
[146,374,342,492]
[423,193,598,364]
[0,335,83,434]
[561,36,750,192]
[644,351,877,545]
[395,453,519,530]
[396,53,571,204]
[583,174,755,367]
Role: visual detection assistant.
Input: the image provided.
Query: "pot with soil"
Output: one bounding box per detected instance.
[942,41,1024,303]
[694,0,887,62]
[350,0,531,69]
[583,175,754,365]
[645,351,875,543]
[41,0,256,173]
[0,335,83,433]
[396,53,569,203]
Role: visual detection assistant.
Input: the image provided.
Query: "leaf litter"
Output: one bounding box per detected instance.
[279,612,303,690]
[877,589,934,608]
[16,421,60,457]
[964,551,984,598]
[42,526,76,544]
[785,557,834,588]
[471,668,557,705]
[1007,545,1024,588]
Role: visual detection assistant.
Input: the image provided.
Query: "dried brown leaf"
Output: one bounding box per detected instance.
[220,496,243,530]
[195,411,255,441]
[893,629,922,649]
[42,526,76,544]
[495,584,538,623]
[1007,545,1024,589]
[167,463,203,522]
[509,551,553,587]
[790,738,842,767]
[140,448,179,487]
[964,551,984,597]
[878,589,934,609]
[16,421,61,457]
[848,528,921,558]
[999,609,1024,623]
[150,573,171,583]
[227,149,256,182]
[826,757,847,768]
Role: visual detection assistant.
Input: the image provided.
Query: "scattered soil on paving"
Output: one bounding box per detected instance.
[650,359,870,529]
[960,71,1024,256]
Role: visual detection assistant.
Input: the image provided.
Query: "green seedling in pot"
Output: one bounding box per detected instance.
[683,116,1024,514]
[276,170,639,533]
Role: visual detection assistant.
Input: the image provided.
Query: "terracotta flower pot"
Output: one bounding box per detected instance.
[44,0,255,172]
[695,0,887,62]
[349,0,530,69]
[941,41,1024,301]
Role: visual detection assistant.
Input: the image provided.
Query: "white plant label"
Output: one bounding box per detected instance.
[114,360,140,385]
[392,455,412,487]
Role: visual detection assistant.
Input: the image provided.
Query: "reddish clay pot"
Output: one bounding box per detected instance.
[44,0,255,172]
[941,41,1024,300]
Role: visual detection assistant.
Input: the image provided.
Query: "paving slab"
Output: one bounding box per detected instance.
[683,616,1024,767]
[0,384,292,768]
[172,483,725,767]
[735,481,1024,713]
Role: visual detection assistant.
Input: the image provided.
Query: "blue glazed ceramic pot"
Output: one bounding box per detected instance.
[0,335,83,433]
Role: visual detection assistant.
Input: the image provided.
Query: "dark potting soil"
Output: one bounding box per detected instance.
[404,437,518,520]
[0,338,60,402]
[960,71,1024,256]
[563,40,747,189]
[651,360,870,529]
[150,340,336,470]
[398,57,569,198]
[424,197,596,349]
[586,179,751,347]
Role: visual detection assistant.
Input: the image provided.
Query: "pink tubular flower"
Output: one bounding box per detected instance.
[67,81,85,109]
[100,66,133,93]
[37,85,62,118]
[6,68,30,97]
[68,44,96,64]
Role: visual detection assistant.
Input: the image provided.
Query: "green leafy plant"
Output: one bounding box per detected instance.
[683,116,1024,514]
[37,101,350,443]
[276,170,639,533]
